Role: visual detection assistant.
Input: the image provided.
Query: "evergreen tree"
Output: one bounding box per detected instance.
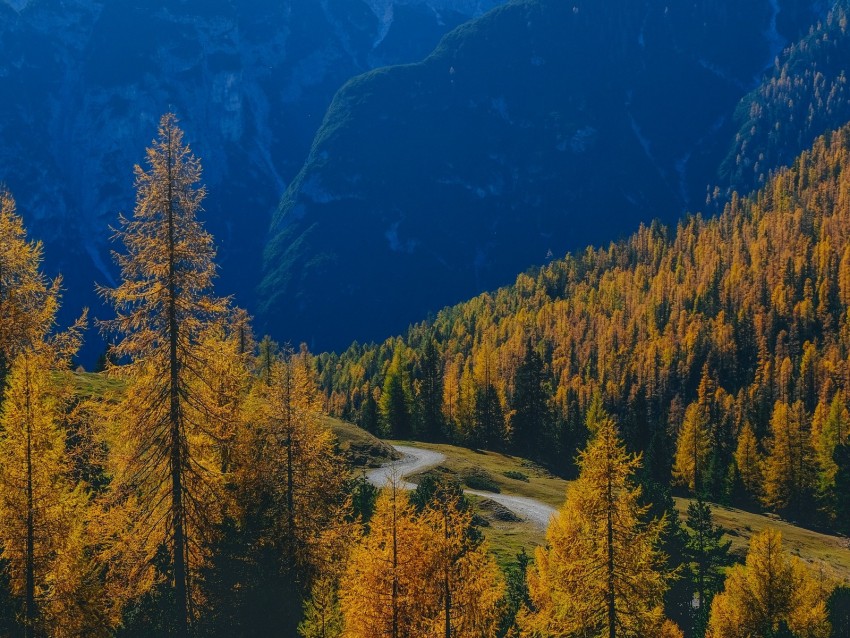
[98,113,229,637]
[417,338,445,442]
[510,344,550,461]
[832,444,850,535]
[521,408,677,637]
[380,352,413,439]
[684,497,732,635]
[473,382,505,451]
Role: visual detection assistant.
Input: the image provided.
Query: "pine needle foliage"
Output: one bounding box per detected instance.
[522,409,674,638]
[97,112,229,636]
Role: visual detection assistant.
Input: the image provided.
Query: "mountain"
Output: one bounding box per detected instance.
[317,121,850,523]
[0,0,503,348]
[720,1,850,194]
[261,0,827,350]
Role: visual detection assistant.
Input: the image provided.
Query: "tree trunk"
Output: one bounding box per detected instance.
[24,358,35,638]
[606,433,616,638]
[166,133,189,638]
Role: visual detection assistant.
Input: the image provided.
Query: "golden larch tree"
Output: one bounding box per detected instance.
[706,528,831,638]
[762,401,817,513]
[0,351,104,637]
[339,482,434,638]
[419,481,504,638]
[0,189,59,384]
[673,401,712,493]
[98,112,229,637]
[734,421,763,498]
[521,408,676,638]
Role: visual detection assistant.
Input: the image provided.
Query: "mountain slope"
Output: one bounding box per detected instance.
[316,121,850,532]
[721,1,850,194]
[262,0,826,349]
[0,0,503,344]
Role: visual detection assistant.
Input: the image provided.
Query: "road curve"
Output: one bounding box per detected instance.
[366,444,556,531]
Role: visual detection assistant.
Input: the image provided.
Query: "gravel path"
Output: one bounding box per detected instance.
[366,444,556,531]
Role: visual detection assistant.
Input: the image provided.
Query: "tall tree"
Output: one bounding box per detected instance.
[98,113,229,637]
[236,346,350,633]
[683,497,732,635]
[0,189,59,388]
[673,402,712,494]
[339,482,433,638]
[0,348,104,638]
[417,479,503,638]
[734,422,763,500]
[510,343,550,461]
[521,407,677,637]
[762,401,817,516]
[380,351,413,439]
[417,337,445,441]
[706,528,831,638]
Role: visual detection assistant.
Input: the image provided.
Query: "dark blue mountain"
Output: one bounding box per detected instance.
[0,0,502,360]
[261,0,827,351]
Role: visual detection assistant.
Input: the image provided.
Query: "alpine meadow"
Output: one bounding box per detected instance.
[6,1,850,638]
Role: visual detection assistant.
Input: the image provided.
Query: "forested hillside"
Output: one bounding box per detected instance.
[3,111,850,636]
[722,2,850,193]
[318,122,850,531]
[262,0,823,350]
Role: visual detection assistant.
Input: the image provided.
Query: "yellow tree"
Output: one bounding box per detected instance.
[762,401,817,514]
[0,350,105,638]
[521,409,675,638]
[706,528,831,638]
[673,401,712,493]
[0,189,59,385]
[419,481,504,638]
[98,112,229,637]
[734,421,763,498]
[339,482,434,637]
[237,345,350,630]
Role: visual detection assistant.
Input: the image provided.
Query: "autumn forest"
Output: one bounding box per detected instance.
[3,98,850,638]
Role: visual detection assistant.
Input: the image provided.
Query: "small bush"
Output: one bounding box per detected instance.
[503,470,529,482]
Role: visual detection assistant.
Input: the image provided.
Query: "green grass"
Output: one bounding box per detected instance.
[392,440,850,581]
[323,416,400,468]
[63,371,126,399]
[675,498,850,584]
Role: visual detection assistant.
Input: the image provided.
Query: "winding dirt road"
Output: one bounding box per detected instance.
[366,444,556,530]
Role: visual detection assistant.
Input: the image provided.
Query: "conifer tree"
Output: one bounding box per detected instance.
[521,407,676,637]
[380,351,413,439]
[684,497,732,635]
[418,479,503,638]
[674,402,712,493]
[339,482,434,637]
[0,350,103,637]
[813,394,850,497]
[417,337,445,441]
[510,344,550,461]
[734,422,763,500]
[762,401,817,515]
[0,189,59,388]
[236,346,350,633]
[98,113,229,637]
[706,528,831,638]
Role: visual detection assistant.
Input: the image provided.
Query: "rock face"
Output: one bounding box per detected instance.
[261,0,828,351]
[0,0,502,342]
